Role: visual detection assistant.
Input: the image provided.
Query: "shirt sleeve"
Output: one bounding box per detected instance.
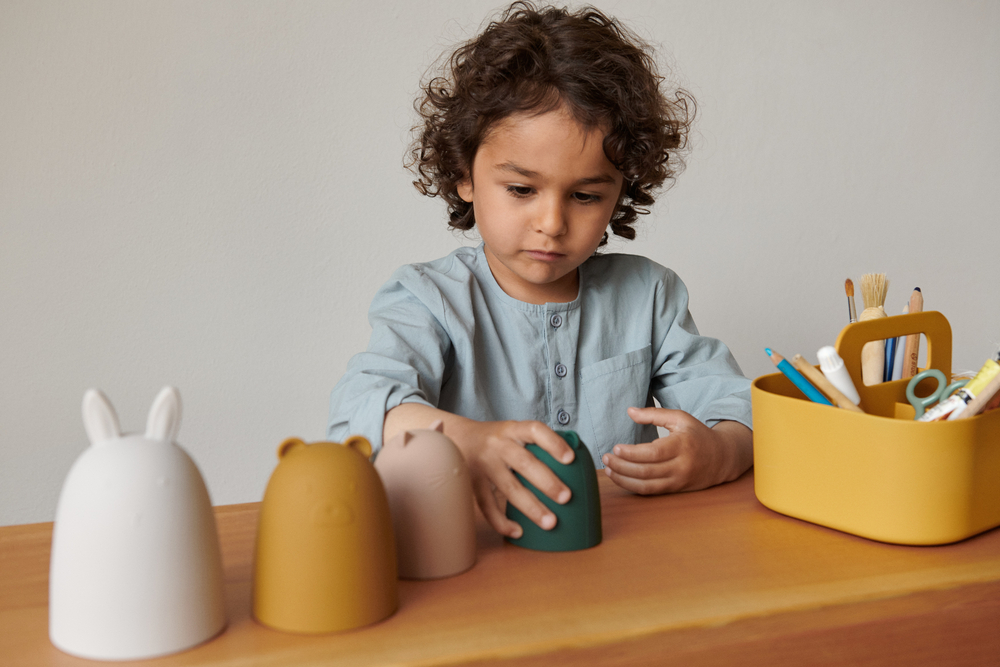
[649,268,753,430]
[327,266,453,452]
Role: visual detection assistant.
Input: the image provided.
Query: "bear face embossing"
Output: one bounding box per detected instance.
[252,436,397,634]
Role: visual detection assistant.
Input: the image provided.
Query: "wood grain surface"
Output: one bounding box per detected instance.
[3,472,999,666]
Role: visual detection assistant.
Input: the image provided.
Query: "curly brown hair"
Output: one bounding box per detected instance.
[407,1,694,244]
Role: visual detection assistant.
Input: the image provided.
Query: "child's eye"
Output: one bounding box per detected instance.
[506,185,534,198]
[572,192,602,204]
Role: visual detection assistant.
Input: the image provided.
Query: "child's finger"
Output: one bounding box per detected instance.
[472,476,523,538]
[492,466,559,531]
[607,440,678,464]
[602,451,673,480]
[603,465,677,495]
[518,420,575,465]
[627,406,696,432]
[508,443,572,504]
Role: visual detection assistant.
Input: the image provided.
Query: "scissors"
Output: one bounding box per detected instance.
[906,369,968,419]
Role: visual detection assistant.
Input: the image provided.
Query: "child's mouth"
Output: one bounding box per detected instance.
[525,250,565,262]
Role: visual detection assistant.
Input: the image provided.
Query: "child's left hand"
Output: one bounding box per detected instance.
[601,407,752,494]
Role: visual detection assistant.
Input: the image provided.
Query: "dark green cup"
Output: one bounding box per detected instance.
[504,431,602,551]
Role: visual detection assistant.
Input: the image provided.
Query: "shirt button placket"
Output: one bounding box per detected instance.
[548,309,572,430]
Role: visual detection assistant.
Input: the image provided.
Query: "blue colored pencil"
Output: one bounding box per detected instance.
[765,348,834,406]
[884,336,897,382]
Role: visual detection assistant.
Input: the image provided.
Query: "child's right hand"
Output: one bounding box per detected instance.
[384,404,574,538]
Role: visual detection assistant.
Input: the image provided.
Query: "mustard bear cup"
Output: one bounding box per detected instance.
[252,436,397,634]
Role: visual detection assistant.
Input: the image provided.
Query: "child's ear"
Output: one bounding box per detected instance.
[457,175,474,203]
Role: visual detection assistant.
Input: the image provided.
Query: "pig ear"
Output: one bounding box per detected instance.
[145,386,182,442]
[82,389,121,445]
[402,431,413,446]
[344,435,372,458]
[430,419,444,433]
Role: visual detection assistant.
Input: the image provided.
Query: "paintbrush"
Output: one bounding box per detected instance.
[845,278,857,323]
[859,273,889,386]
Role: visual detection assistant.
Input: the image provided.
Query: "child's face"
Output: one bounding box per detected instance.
[457,104,624,304]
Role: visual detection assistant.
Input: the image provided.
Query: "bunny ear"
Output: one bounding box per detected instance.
[145,386,182,442]
[82,389,121,445]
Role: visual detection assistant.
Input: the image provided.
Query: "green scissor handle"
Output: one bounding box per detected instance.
[906,369,968,419]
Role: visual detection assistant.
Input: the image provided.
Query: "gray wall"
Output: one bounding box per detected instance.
[3,1,998,525]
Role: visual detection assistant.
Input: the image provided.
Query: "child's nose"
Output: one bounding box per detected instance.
[533,196,567,237]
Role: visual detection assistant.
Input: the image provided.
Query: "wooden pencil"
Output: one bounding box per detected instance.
[901,288,923,379]
[791,354,865,413]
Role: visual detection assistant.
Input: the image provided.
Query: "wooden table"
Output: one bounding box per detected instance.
[3,472,999,666]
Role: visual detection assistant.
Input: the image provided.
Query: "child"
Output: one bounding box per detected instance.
[329,2,752,539]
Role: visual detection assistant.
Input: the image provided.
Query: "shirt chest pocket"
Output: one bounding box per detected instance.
[580,346,652,453]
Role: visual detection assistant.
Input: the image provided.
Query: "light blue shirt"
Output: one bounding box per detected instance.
[328,244,752,468]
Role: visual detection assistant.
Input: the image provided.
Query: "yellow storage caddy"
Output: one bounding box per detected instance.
[752,311,1000,545]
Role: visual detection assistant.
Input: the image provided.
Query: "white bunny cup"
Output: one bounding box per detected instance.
[49,387,227,661]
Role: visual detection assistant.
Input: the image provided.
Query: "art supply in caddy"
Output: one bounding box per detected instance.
[764,348,833,406]
[845,278,857,323]
[858,273,889,386]
[901,288,923,379]
[890,304,908,382]
[790,354,865,413]
[883,336,897,382]
[929,357,1000,422]
[906,370,967,420]
[957,368,1000,419]
[817,346,862,406]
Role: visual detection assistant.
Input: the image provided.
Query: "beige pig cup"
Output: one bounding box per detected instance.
[375,421,477,580]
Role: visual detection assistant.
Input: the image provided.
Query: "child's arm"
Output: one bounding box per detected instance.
[385,402,575,538]
[600,407,752,494]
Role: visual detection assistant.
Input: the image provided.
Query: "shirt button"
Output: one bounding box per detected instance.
[554,363,567,377]
[550,313,563,328]
[557,410,571,425]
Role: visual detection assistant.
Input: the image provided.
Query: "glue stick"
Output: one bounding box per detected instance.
[817,346,861,406]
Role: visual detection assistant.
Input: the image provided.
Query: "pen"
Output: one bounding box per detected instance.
[765,348,834,406]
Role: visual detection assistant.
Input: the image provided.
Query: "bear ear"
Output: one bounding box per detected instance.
[343,435,372,458]
[146,386,182,442]
[278,437,306,459]
[430,419,444,433]
[82,389,121,446]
